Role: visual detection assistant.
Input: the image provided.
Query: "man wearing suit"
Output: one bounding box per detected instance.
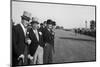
[28,20,44,64]
[43,19,55,64]
[12,11,32,66]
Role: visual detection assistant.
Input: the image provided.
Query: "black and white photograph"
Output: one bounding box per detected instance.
[11,0,96,66]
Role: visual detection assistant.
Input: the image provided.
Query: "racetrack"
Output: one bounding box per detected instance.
[52,29,96,63]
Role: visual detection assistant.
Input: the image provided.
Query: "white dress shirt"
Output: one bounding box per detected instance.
[33,29,39,41]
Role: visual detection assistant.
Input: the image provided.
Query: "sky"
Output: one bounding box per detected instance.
[12,1,95,29]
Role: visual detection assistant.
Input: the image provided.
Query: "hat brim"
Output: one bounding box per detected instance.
[31,21,39,25]
[21,15,30,21]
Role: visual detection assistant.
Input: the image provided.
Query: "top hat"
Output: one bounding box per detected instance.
[21,11,31,21]
[46,19,53,25]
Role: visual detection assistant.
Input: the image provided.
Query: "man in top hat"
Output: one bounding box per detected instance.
[43,19,55,64]
[12,11,32,66]
[28,20,44,64]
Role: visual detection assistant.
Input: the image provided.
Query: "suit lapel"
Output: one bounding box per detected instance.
[32,29,39,42]
[19,24,26,38]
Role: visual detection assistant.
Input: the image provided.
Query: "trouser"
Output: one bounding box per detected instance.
[43,43,53,64]
[33,45,43,64]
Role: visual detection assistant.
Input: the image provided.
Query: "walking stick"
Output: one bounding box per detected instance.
[23,28,30,65]
[18,32,29,65]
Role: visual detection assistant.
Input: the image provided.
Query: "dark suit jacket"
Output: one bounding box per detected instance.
[39,26,44,33]
[12,24,26,65]
[42,28,54,45]
[29,28,44,56]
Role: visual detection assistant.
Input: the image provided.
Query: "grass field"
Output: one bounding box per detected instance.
[52,29,96,63]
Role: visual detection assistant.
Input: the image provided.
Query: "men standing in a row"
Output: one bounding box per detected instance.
[28,20,44,64]
[12,11,32,66]
[43,19,56,64]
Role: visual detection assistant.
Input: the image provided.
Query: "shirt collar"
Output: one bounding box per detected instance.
[33,28,38,32]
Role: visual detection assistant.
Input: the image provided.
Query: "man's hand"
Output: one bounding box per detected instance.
[28,54,33,60]
[18,54,24,63]
[28,54,34,64]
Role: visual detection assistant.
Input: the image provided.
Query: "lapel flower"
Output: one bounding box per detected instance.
[39,31,42,35]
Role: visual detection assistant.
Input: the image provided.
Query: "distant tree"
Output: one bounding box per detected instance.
[56,26,60,29]
[60,26,64,29]
[90,20,96,30]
